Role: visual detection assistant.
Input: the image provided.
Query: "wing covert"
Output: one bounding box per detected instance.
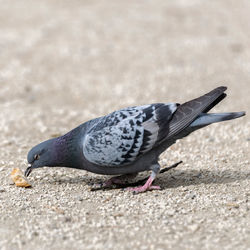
[83,103,177,166]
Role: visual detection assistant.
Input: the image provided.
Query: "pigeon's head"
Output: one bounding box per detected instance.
[25,139,54,177]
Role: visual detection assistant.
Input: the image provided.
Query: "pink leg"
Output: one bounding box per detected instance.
[126,176,161,193]
[126,163,161,193]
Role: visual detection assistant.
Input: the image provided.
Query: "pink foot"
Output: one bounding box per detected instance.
[126,176,161,193]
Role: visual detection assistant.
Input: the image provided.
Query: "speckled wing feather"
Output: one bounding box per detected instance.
[83,103,177,166]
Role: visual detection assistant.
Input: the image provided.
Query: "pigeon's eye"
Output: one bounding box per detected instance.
[34,154,40,160]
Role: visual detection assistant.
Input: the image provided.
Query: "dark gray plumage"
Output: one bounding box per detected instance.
[25,86,246,193]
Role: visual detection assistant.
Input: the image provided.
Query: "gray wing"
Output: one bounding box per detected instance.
[83,103,178,167]
[166,86,227,138]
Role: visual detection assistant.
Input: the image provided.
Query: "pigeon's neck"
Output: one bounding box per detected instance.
[51,126,83,168]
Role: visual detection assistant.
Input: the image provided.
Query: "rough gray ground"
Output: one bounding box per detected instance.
[0,0,249,249]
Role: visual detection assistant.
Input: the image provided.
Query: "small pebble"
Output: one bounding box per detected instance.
[226,203,240,209]
[187,192,196,199]
[188,224,200,232]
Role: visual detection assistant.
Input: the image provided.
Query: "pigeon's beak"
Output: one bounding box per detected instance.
[24,164,33,177]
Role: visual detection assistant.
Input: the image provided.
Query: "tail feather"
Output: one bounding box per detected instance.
[155,87,245,155]
[202,93,227,113]
[166,86,227,139]
[190,111,246,127]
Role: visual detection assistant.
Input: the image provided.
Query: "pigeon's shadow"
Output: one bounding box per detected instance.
[49,167,250,190]
[157,168,250,189]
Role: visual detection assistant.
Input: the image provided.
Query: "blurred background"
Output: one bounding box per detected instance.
[0,0,249,249]
[0,0,249,112]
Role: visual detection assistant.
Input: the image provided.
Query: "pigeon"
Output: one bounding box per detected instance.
[25,86,245,193]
